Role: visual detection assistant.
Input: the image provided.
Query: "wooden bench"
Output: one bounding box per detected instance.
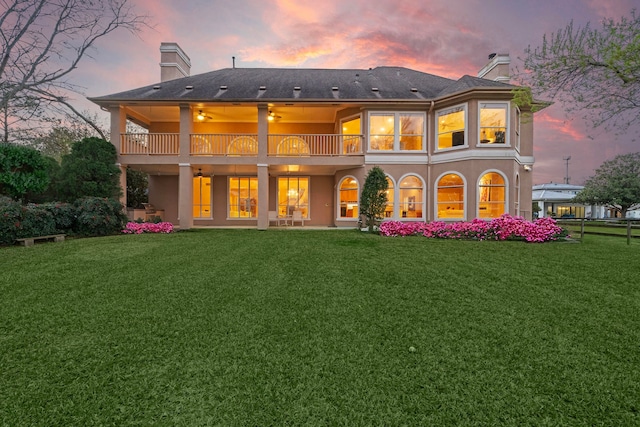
[16,234,65,247]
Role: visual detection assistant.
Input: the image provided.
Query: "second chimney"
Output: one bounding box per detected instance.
[477,53,510,83]
[160,42,191,82]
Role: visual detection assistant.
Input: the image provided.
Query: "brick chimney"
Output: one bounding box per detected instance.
[477,53,510,83]
[160,42,191,82]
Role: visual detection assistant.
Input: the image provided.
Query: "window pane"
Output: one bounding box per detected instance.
[399,114,423,151]
[339,177,358,218]
[438,109,465,149]
[369,114,394,150]
[193,176,211,218]
[229,177,258,218]
[437,174,463,219]
[399,175,423,219]
[278,177,309,218]
[480,104,507,144]
[478,173,505,218]
[384,177,394,218]
[342,117,361,154]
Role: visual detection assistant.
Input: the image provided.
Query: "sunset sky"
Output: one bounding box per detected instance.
[71,0,640,185]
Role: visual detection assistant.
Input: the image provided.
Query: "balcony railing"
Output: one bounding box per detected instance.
[268,134,362,156]
[191,134,258,156]
[121,133,179,155]
[120,133,363,156]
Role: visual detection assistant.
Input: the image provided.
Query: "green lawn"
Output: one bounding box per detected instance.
[1,230,639,426]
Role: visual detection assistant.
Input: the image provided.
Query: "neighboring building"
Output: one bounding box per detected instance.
[89,45,536,229]
[532,182,606,218]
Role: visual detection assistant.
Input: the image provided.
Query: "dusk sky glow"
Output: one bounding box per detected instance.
[69,0,640,185]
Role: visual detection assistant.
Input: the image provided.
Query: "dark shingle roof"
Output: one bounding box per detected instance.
[89,66,514,104]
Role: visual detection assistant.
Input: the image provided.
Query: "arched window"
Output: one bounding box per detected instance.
[478,172,506,218]
[338,176,359,219]
[437,173,464,220]
[384,176,395,218]
[399,174,423,219]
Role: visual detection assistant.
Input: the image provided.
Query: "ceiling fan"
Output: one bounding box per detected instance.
[268,110,282,121]
[196,110,213,121]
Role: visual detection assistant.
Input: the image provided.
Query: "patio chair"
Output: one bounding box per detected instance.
[269,211,285,226]
[291,210,305,226]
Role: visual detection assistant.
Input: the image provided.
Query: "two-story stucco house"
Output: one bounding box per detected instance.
[89,43,535,230]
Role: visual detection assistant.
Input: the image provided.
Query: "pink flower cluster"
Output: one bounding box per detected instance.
[379,214,567,243]
[122,221,174,234]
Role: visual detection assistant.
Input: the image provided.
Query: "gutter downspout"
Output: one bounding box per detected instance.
[428,100,434,222]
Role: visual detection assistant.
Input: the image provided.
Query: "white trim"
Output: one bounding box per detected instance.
[397,173,425,221]
[431,149,533,164]
[337,175,359,220]
[384,174,396,220]
[434,171,467,222]
[435,103,468,152]
[179,163,191,167]
[477,101,510,147]
[477,169,509,219]
[365,154,429,164]
[367,111,427,153]
[477,54,510,79]
[159,43,192,67]
[159,62,190,78]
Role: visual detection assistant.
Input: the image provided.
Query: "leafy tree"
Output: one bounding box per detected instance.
[359,166,388,232]
[573,152,640,218]
[0,143,48,200]
[516,10,640,135]
[126,168,148,209]
[56,137,121,202]
[1,0,149,144]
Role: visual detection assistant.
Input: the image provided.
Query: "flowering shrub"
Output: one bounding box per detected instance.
[122,221,174,234]
[379,214,567,243]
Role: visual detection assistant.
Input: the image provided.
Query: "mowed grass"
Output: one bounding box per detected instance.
[1,230,639,426]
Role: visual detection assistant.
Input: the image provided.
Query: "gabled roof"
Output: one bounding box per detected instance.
[89,66,515,105]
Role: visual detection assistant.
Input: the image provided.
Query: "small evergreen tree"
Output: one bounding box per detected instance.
[359,166,388,232]
[56,137,121,202]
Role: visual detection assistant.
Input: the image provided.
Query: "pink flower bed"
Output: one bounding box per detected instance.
[379,214,567,243]
[122,221,174,234]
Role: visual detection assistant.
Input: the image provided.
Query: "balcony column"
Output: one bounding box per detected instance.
[179,104,193,159]
[109,106,126,155]
[178,105,194,229]
[257,104,269,230]
[178,163,193,230]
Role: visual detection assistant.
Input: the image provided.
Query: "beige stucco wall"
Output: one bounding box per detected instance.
[148,175,179,224]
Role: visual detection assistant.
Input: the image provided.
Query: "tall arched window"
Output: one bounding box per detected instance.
[437,173,464,220]
[384,176,395,218]
[478,172,506,218]
[338,176,359,219]
[399,175,423,219]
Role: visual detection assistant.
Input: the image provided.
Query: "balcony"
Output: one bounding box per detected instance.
[120,133,363,157]
[120,133,179,155]
[267,134,362,156]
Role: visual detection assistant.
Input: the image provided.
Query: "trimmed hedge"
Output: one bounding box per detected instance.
[0,196,128,245]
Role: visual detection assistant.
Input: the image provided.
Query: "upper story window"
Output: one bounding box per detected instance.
[369,112,425,151]
[341,116,362,154]
[479,102,509,145]
[436,104,466,150]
